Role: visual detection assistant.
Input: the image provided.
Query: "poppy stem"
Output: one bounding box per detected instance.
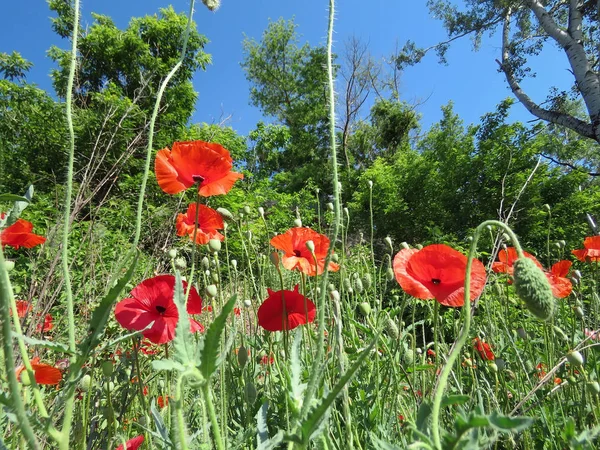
[430,219,524,449]
[202,382,225,450]
[185,189,203,302]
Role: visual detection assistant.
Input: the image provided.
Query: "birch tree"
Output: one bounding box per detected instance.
[399,0,600,144]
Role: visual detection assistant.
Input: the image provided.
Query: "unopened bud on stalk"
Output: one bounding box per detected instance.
[211,272,219,283]
[326,203,334,211]
[363,273,372,289]
[201,0,221,11]
[167,249,177,259]
[384,236,393,252]
[588,381,600,395]
[245,230,252,241]
[402,348,414,365]
[231,259,237,270]
[329,290,341,302]
[516,327,527,340]
[485,225,493,232]
[502,233,511,243]
[293,218,302,228]
[206,285,218,298]
[305,240,315,252]
[270,252,280,267]
[543,204,551,212]
[495,358,505,371]
[101,361,114,377]
[243,205,251,215]
[343,278,352,291]
[243,299,252,308]
[385,318,399,339]
[416,244,423,250]
[566,350,584,367]
[208,239,221,252]
[354,278,364,293]
[368,180,373,189]
[573,270,582,280]
[554,242,561,249]
[80,374,92,392]
[258,207,265,217]
[201,257,210,269]
[513,257,556,320]
[386,267,395,281]
[223,222,228,231]
[358,302,371,316]
[245,382,257,405]
[238,346,248,368]
[559,240,566,248]
[175,257,187,269]
[20,371,31,386]
[217,207,233,220]
[574,306,584,318]
[3,260,15,272]
[332,253,339,263]
[400,242,410,249]
[344,207,349,218]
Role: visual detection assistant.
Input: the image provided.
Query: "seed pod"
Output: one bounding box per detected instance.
[208,239,221,252]
[305,240,315,252]
[385,318,399,339]
[101,361,114,377]
[293,218,302,227]
[80,374,92,392]
[216,207,233,220]
[206,285,218,298]
[513,257,556,321]
[167,249,177,259]
[362,273,372,289]
[358,302,371,316]
[238,346,248,368]
[566,350,584,367]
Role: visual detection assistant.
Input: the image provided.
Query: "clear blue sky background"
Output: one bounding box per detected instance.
[0,1,572,137]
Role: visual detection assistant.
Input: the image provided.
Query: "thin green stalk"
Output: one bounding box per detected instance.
[203,383,225,450]
[175,374,190,450]
[0,248,40,449]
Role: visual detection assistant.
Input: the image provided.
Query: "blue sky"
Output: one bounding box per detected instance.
[0,1,572,137]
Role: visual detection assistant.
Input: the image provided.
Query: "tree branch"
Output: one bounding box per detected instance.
[538,152,600,176]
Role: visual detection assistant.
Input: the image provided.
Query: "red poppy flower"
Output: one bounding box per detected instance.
[176,204,224,245]
[155,140,243,196]
[257,285,316,331]
[492,247,543,276]
[12,300,32,318]
[157,395,169,408]
[1,218,46,250]
[114,275,203,344]
[16,357,62,385]
[37,313,53,333]
[393,244,487,307]
[572,236,600,262]
[472,337,495,361]
[260,354,275,365]
[270,227,340,276]
[546,260,572,298]
[115,435,144,450]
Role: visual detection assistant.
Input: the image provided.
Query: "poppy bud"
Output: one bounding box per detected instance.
[3,260,15,272]
[516,327,527,340]
[513,257,556,321]
[217,207,233,220]
[245,230,252,241]
[243,205,251,215]
[175,257,187,269]
[270,252,280,267]
[386,267,395,281]
[79,374,92,392]
[385,318,399,339]
[524,360,534,373]
[328,283,335,292]
[495,358,506,371]
[573,270,582,280]
[505,370,516,380]
[101,361,114,377]
[368,180,373,188]
[402,349,414,365]
[20,371,32,386]
[568,376,577,385]
[554,242,561,249]
[329,290,340,302]
[343,278,352,292]
[502,233,511,243]
[400,242,410,249]
[238,346,248,368]
[344,208,349,218]
[208,239,221,252]
[167,249,177,259]
[485,225,493,232]
[363,273,372,289]
[553,326,568,342]
[201,0,221,11]
[354,278,364,294]
[588,381,600,395]
[543,204,551,212]
[559,240,566,248]
[358,302,371,316]
[211,272,219,283]
[223,222,228,231]
[231,259,237,270]
[245,382,257,405]
[258,207,265,217]
[332,253,339,263]
[566,350,584,367]
[574,306,584,318]
[206,285,218,298]
[384,236,393,252]
[243,299,252,308]
[305,240,315,253]
[415,244,423,250]
[326,203,334,211]
[488,362,498,373]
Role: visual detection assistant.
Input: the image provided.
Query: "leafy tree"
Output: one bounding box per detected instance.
[399,0,600,145]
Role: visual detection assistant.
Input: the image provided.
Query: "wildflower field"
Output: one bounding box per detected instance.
[2,0,600,449]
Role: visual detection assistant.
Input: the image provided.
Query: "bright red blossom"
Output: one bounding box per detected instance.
[572,236,600,262]
[115,435,144,450]
[176,204,224,245]
[472,337,495,361]
[155,140,243,196]
[546,260,572,298]
[37,313,53,333]
[1,218,46,249]
[16,357,62,385]
[492,247,543,276]
[393,244,487,307]
[257,285,316,331]
[13,300,32,318]
[115,275,203,344]
[270,227,340,276]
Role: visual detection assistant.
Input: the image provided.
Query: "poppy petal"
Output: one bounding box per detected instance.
[393,248,434,300]
[155,148,189,194]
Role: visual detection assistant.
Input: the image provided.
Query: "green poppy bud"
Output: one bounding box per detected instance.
[326,202,334,211]
[543,204,551,212]
[368,180,373,189]
[101,361,114,377]
[402,348,414,366]
[243,299,252,308]
[386,267,395,281]
[384,236,393,252]
[201,0,221,11]
[245,230,252,241]
[574,306,584,318]
[243,205,251,215]
[175,257,187,269]
[329,290,341,302]
[211,272,219,283]
[587,381,600,395]
[79,374,92,392]
[305,240,315,253]
[524,360,534,373]
[385,318,399,339]
[231,259,237,270]
[362,273,372,289]
[206,285,218,298]
[167,249,177,259]
[238,346,248,368]
[245,382,257,405]
[516,327,527,340]
[20,371,31,386]
[566,350,584,367]
[568,376,577,385]
[488,362,498,373]
[216,207,233,220]
[293,218,302,228]
[208,239,221,252]
[343,278,352,291]
[553,326,568,342]
[344,207,349,218]
[358,302,371,316]
[513,257,556,321]
[3,260,15,272]
[354,278,364,294]
[331,253,339,263]
[495,358,505,371]
[258,207,265,217]
[270,252,280,267]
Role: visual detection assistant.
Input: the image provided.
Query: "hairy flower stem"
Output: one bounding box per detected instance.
[203,383,225,450]
[185,190,203,301]
[430,219,522,449]
[0,248,40,449]
[175,374,190,450]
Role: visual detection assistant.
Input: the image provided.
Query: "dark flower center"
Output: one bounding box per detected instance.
[431,278,441,285]
[192,175,205,183]
[155,305,167,314]
[293,250,302,257]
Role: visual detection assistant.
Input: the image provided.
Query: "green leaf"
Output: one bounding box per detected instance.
[256,402,269,446]
[441,394,470,407]
[415,402,432,432]
[3,186,34,226]
[199,295,236,380]
[13,334,74,355]
[488,411,533,432]
[290,329,304,403]
[150,403,172,445]
[465,415,490,429]
[152,359,185,372]
[300,335,378,444]
[371,435,404,450]
[0,194,29,204]
[172,271,196,367]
